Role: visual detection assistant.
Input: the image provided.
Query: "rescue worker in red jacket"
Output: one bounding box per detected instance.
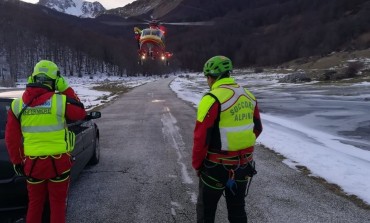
[5,60,86,223]
[192,56,263,223]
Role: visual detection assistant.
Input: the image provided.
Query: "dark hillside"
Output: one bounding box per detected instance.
[160,0,370,70]
[158,0,248,22]
[1,0,370,79]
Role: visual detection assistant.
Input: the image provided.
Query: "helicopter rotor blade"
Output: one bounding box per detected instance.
[100,17,214,27]
[101,21,147,26]
[161,21,214,26]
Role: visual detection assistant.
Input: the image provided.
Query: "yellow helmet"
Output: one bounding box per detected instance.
[32,60,59,80]
[29,60,60,90]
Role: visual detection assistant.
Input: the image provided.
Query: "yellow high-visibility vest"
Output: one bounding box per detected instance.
[197,78,256,151]
[11,94,75,156]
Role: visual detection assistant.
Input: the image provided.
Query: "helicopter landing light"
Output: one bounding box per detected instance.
[141,55,146,60]
[161,56,165,60]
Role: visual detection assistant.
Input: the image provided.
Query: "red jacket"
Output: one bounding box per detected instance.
[192,100,263,170]
[5,85,86,178]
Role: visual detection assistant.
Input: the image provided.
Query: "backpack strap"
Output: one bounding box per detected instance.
[16,97,36,122]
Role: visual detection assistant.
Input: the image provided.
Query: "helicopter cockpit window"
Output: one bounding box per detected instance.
[152,30,161,37]
[141,29,151,36]
[141,29,164,39]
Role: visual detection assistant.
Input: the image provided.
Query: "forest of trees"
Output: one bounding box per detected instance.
[162,0,370,70]
[1,0,370,86]
[0,0,140,86]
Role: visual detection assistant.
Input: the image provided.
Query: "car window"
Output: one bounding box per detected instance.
[0,101,10,139]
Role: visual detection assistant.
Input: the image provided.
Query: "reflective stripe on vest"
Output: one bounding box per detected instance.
[211,85,256,151]
[11,94,74,156]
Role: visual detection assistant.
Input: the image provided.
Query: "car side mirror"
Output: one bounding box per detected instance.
[86,111,101,120]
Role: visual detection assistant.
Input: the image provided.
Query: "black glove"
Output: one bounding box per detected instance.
[13,164,25,176]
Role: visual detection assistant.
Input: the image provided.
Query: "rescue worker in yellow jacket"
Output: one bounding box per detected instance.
[192,56,263,222]
[5,60,86,223]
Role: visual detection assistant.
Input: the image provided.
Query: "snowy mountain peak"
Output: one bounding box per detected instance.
[38,0,105,18]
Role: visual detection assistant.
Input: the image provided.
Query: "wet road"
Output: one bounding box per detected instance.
[66,77,370,223]
[2,77,369,222]
[67,78,207,222]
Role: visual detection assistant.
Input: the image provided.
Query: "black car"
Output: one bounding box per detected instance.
[0,90,101,218]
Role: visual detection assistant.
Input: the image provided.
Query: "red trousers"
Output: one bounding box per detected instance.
[24,154,72,223]
[26,178,70,223]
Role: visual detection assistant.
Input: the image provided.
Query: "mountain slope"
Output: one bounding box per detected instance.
[0,0,136,80]
[1,0,370,76]
[104,0,370,70]
[38,0,105,18]
[104,0,164,18]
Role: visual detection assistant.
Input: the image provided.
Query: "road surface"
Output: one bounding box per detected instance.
[66,78,370,223]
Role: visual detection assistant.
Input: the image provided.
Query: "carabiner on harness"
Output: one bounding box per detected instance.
[226,169,237,195]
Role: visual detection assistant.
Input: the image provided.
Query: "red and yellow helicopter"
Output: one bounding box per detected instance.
[134,20,173,66]
[103,17,213,66]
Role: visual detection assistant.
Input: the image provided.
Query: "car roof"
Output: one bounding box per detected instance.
[0,90,24,100]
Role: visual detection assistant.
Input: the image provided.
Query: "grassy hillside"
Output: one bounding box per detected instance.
[275,49,370,83]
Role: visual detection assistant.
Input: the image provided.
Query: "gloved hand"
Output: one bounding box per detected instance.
[55,76,69,92]
[13,164,25,176]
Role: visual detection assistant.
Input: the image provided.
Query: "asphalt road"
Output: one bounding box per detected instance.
[66,78,370,223]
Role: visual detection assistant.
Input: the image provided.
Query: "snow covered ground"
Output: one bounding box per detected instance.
[1,72,369,206]
[1,75,158,110]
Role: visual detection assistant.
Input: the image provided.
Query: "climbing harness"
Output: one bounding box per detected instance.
[26,154,71,184]
[206,150,253,166]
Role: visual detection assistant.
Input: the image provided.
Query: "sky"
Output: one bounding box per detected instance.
[20,0,136,10]
[1,72,369,206]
